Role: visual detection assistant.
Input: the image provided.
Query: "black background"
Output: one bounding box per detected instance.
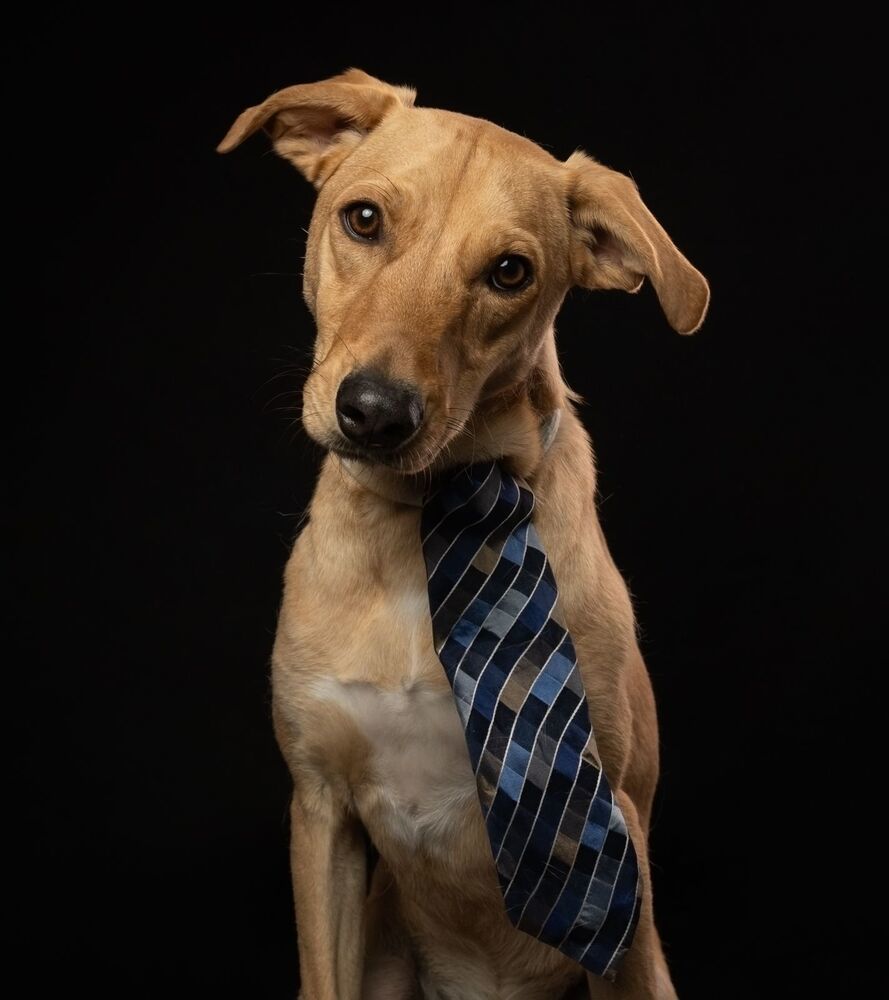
[14,7,876,997]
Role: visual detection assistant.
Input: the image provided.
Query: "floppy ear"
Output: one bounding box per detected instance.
[566,151,710,334]
[216,68,415,187]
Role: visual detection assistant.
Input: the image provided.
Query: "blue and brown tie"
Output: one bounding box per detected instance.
[421,460,641,979]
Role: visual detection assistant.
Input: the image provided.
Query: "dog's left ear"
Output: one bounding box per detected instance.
[566,151,710,334]
[216,68,416,187]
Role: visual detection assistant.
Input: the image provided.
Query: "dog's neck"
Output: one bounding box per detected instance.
[333,331,569,508]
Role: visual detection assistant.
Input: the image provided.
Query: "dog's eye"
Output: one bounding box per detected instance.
[343,202,382,241]
[489,254,532,292]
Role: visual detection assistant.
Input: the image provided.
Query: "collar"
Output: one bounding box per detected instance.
[538,408,562,454]
[336,408,562,509]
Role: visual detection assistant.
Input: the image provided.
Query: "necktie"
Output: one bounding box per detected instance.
[421,460,641,979]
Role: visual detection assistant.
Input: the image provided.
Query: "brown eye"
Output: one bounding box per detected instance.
[343,202,382,241]
[489,254,532,292]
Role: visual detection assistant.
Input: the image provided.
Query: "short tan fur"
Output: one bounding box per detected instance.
[220,68,708,1000]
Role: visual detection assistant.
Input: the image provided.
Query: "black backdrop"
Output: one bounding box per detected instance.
[13,7,876,997]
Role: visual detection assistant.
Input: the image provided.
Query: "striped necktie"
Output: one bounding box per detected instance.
[421,460,641,979]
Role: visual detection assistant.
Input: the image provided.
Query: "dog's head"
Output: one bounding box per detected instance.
[219,70,709,474]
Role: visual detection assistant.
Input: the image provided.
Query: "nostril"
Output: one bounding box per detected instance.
[338,402,367,426]
[375,416,416,447]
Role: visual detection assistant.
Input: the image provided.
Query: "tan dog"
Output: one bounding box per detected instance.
[219,69,708,1000]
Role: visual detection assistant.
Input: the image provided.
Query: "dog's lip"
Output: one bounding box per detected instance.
[329,440,406,465]
[327,433,440,474]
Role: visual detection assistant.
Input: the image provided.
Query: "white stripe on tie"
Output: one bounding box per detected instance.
[576,819,630,964]
[481,635,565,822]
[497,697,584,882]
[555,787,617,947]
[446,492,535,687]
[472,578,560,781]
[464,550,550,758]
[426,464,500,587]
[529,755,605,931]
[601,872,641,977]
[508,704,592,918]
[430,481,524,623]
[421,462,496,548]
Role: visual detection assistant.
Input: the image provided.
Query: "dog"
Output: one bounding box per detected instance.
[219,69,708,1000]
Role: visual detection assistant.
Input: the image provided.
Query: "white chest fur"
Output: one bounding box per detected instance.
[308,674,478,854]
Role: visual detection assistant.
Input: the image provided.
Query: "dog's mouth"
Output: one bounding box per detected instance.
[327,436,433,473]
[323,416,464,475]
[328,440,393,464]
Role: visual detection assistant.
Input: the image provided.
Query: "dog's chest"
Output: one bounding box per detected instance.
[310,674,478,852]
[304,580,480,856]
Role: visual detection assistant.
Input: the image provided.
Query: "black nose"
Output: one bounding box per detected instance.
[335,371,424,451]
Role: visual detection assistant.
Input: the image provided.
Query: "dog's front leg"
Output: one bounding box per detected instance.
[290,784,367,1000]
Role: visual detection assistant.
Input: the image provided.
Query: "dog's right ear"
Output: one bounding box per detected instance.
[216,68,415,187]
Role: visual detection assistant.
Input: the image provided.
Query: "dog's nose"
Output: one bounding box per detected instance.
[335,371,424,450]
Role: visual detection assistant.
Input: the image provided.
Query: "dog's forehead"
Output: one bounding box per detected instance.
[344,107,565,214]
[392,107,558,164]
